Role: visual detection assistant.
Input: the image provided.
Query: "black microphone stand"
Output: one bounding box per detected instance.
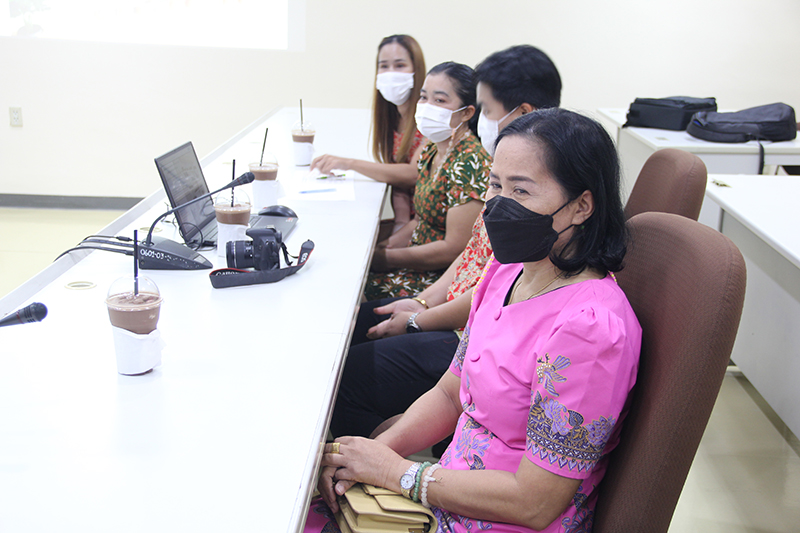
[136,172,255,270]
[53,173,256,271]
[144,172,255,246]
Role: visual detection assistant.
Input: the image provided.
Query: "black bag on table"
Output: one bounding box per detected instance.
[687,102,797,173]
[686,103,797,143]
[623,96,717,130]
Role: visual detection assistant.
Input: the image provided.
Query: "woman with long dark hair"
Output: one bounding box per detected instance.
[312,35,426,233]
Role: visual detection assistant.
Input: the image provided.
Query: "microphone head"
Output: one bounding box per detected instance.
[24,302,48,323]
[16,302,47,324]
[235,172,255,186]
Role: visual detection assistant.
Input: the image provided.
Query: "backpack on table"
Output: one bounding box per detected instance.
[687,102,797,173]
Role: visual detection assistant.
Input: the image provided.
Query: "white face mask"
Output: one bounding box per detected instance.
[376,72,414,106]
[478,106,519,156]
[415,103,466,143]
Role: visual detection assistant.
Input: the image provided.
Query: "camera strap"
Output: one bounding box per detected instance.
[208,240,314,289]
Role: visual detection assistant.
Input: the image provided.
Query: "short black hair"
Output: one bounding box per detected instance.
[475,45,561,111]
[496,108,627,274]
[428,61,480,136]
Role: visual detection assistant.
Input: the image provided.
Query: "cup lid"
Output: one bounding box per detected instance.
[292,120,315,133]
[250,152,278,167]
[107,275,161,300]
[214,188,251,207]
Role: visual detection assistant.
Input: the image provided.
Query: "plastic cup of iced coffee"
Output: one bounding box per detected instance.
[214,189,251,256]
[106,276,164,375]
[250,155,281,209]
[249,153,279,181]
[292,120,315,166]
[106,276,162,335]
[214,189,251,225]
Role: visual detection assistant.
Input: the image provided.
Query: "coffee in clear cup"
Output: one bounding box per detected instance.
[214,189,251,256]
[292,120,315,166]
[106,280,162,335]
[214,191,251,225]
[249,153,279,181]
[106,276,164,375]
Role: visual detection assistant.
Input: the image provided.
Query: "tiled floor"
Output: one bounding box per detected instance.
[2,207,799,531]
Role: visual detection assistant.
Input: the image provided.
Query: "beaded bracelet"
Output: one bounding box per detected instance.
[420,463,442,508]
[412,461,432,502]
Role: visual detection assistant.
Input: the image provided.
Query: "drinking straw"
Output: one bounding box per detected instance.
[300,99,304,132]
[133,229,139,295]
[231,160,236,207]
[260,127,269,166]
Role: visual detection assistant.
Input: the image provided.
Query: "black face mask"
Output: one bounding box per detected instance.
[482,195,572,264]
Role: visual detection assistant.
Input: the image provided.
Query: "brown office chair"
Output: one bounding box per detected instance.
[624,148,707,221]
[593,212,746,533]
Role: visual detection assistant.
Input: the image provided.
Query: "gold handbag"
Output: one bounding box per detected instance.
[335,483,438,533]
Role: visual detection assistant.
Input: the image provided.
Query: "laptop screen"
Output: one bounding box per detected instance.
[154,142,216,243]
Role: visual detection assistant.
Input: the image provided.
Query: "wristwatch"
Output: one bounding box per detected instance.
[406,312,423,334]
[400,462,422,498]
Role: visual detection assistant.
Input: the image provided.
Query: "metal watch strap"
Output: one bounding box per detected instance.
[400,462,421,499]
[406,312,422,334]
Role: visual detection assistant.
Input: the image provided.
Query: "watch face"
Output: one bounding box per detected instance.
[400,473,415,490]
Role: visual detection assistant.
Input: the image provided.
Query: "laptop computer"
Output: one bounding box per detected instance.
[154,142,296,246]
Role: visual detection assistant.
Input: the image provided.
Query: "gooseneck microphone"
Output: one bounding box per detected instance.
[139,172,255,270]
[0,302,48,328]
[144,172,255,246]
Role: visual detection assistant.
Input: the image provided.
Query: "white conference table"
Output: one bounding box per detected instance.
[597,107,800,228]
[0,107,386,532]
[705,175,800,440]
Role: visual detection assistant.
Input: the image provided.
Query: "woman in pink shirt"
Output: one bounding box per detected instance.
[318,108,641,533]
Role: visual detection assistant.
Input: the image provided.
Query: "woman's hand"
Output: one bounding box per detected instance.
[320,437,408,509]
[317,464,351,513]
[311,154,352,174]
[367,310,413,339]
[384,222,415,249]
[366,298,426,338]
[375,298,426,316]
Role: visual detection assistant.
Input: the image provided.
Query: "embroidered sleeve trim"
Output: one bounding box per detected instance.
[526,390,616,473]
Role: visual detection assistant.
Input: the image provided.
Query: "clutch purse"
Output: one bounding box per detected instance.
[335,483,438,533]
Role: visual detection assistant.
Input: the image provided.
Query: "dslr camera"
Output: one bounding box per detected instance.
[226,227,283,271]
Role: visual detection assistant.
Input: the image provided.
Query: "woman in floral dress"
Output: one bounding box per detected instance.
[364,61,491,301]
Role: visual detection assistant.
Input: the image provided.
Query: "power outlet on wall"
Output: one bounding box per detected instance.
[9,107,23,127]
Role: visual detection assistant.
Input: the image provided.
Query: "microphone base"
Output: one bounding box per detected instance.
[138,237,213,270]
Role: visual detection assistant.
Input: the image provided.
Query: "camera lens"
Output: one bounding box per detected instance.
[226,240,254,269]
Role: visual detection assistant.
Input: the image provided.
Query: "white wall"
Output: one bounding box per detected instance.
[2,0,799,199]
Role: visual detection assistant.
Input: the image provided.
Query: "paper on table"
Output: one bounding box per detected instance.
[283,168,356,201]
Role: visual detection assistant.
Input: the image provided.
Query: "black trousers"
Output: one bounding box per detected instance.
[331,298,461,438]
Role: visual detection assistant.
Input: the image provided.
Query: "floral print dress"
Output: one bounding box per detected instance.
[365,132,491,300]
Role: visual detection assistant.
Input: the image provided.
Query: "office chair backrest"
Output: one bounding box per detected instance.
[593,212,746,533]
[624,148,707,221]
